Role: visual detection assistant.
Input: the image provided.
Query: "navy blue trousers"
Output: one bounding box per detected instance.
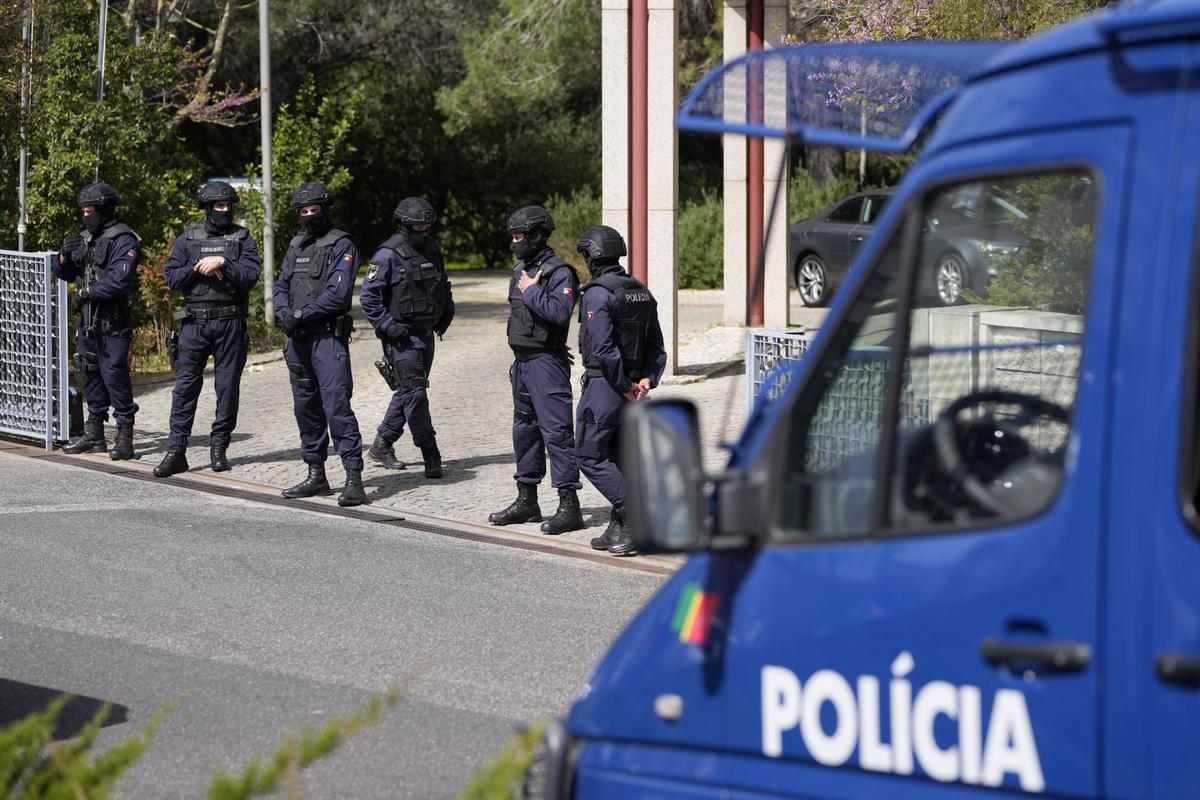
[576,376,627,505]
[511,354,581,490]
[167,318,248,448]
[285,332,364,471]
[378,334,436,446]
[76,322,138,425]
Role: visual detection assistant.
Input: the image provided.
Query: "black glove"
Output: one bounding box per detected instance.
[61,233,82,257]
[386,321,410,342]
[70,292,87,314]
[279,311,298,337]
[564,345,576,367]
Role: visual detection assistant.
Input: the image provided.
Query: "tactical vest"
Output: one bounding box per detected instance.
[286,228,351,310]
[380,233,447,329]
[78,222,136,289]
[579,270,656,377]
[181,223,249,306]
[506,252,576,354]
[78,222,137,316]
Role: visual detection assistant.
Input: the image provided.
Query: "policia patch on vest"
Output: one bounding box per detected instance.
[366,263,381,282]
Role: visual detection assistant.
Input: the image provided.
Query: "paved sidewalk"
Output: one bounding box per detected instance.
[119,271,771,550]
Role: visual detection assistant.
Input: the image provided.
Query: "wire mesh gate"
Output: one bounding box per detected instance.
[746,329,813,411]
[0,250,68,450]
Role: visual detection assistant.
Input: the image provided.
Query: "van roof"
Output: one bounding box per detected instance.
[974,0,1200,82]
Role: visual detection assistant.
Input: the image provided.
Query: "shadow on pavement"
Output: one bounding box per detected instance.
[0,678,129,741]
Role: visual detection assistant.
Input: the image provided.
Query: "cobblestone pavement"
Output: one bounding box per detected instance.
[118,271,797,550]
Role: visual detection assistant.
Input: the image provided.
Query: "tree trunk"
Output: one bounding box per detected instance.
[806,144,842,187]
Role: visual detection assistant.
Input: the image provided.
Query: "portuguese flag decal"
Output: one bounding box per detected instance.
[671,582,719,645]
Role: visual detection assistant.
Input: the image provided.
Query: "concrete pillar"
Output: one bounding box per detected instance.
[762,0,790,329]
[647,0,678,376]
[601,0,630,242]
[722,0,748,326]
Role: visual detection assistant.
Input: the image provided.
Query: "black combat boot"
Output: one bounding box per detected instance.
[607,507,637,557]
[367,434,405,470]
[540,488,584,535]
[419,438,442,479]
[591,503,623,550]
[210,443,230,472]
[153,446,189,478]
[110,423,134,461]
[488,483,541,525]
[63,418,107,454]
[338,468,367,507]
[282,463,331,498]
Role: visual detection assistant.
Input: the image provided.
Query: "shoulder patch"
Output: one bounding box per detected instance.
[343,253,353,262]
[125,247,137,257]
[366,263,380,282]
[562,286,573,296]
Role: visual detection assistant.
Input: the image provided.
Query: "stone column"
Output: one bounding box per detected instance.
[722,0,748,326]
[762,0,790,329]
[601,0,631,241]
[647,0,678,376]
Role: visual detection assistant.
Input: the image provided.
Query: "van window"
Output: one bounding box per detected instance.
[780,169,1099,540]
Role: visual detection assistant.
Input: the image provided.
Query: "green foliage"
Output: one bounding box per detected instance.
[207,684,405,800]
[242,75,363,262]
[788,170,864,223]
[678,191,724,289]
[965,173,1096,315]
[546,189,602,273]
[22,0,199,254]
[0,686,403,799]
[458,722,543,800]
[0,695,174,799]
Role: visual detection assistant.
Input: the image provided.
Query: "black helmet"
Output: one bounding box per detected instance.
[577,225,627,262]
[290,181,331,209]
[507,205,555,235]
[197,180,239,207]
[76,182,118,208]
[393,196,436,225]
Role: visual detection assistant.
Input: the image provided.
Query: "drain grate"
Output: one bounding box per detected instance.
[30,451,674,576]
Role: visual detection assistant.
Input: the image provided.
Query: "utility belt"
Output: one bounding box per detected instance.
[298,314,355,343]
[173,303,247,322]
[584,366,645,381]
[512,346,566,363]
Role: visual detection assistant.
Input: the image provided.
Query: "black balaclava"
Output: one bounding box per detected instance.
[585,256,623,280]
[512,228,548,263]
[205,206,235,232]
[300,205,331,237]
[406,226,429,251]
[83,203,114,236]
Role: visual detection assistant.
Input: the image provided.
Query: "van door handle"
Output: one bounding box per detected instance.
[980,637,1091,672]
[1156,653,1200,687]
[850,235,865,243]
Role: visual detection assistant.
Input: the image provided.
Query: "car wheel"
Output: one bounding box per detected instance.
[796,254,829,307]
[935,252,966,306]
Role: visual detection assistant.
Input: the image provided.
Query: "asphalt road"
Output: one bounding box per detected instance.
[0,451,666,798]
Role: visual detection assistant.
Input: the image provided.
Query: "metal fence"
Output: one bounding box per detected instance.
[746,328,814,411]
[0,250,68,450]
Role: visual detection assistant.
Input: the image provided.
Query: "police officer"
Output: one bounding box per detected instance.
[272,182,366,507]
[361,197,455,478]
[55,182,140,460]
[154,181,262,477]
[574,226,666,556]
[488,205,584,533]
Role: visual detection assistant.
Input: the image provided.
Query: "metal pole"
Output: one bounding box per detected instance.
[95,0,108,180]
[17,0,31,251]
[630,0,647,284]
[259,0,275,326]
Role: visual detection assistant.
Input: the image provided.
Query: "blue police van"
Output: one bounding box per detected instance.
[524,1,1200,797]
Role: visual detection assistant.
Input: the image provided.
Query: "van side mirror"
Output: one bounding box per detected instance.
[620,399,709,554]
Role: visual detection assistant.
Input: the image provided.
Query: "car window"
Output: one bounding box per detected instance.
[862,195,890,225]
[778,169,1098,541]
[827,198,864,224]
